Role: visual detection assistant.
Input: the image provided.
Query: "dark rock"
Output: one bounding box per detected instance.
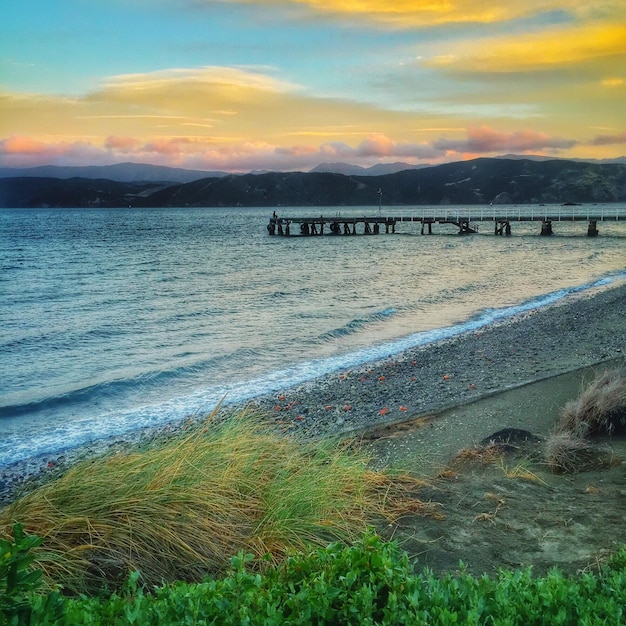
[480,428,542,451]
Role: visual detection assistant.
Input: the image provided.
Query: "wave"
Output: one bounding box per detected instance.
[1,273,623,468]
[316,307,397,342]
[0,346,267,420]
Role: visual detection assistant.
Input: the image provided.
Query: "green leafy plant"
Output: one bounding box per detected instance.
[19,536,626,624]
[1,522,44,624]
[0,523,64,625]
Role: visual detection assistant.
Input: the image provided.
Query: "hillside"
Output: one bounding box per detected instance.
[0,177,169,209]
[2,158,626,208]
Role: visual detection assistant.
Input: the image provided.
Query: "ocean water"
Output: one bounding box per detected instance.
[1,205,625,468]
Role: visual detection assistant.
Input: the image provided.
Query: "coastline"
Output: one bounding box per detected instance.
[2,280,625,506]
[253,280,625,441]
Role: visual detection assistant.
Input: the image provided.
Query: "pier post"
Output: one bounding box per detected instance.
[495,220,511,236]
[587,220,599,237]
[457,219,477,234]
[373,223,380,234]
[540,220,553,236]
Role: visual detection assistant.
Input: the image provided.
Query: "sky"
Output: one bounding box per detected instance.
[1,0,625,172]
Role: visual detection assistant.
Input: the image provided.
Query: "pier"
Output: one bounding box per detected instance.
[267,205,626,237]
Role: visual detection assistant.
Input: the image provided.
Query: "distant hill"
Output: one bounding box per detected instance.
[0,162,225,183]
[2,158,626,208]
[143,158,626,207]
[309,161,428,176]
[495,154,626,165]
[0,177,169,208]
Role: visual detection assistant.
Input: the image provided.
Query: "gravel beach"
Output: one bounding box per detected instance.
[254,281,625,441]
[2,281,625,505]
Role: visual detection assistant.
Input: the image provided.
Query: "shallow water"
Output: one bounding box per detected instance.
[1,205,625,467]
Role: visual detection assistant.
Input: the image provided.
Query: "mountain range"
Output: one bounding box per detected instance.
[2,157,626,208]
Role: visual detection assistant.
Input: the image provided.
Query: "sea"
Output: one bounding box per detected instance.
[1,205,625,469]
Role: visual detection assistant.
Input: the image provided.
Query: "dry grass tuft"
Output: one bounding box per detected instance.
[558,368,626,438]
[497,458,547,484]
[545,368,626,473]
[545,432,597,474]
[366,471,444,522]
[448,443,502,468]
[0,410,437,594]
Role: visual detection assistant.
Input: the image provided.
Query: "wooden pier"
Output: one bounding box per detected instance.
[267,206,626,237]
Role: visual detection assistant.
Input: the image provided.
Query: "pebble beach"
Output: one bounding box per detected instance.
[2,281,625,505]
[254,281,625,441]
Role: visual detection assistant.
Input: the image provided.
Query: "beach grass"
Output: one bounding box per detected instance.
[0,409,434,595]
[557,367,626,437]
[546,367,626,472]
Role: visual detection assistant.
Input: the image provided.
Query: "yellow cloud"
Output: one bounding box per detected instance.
[235,0,623,27]
[0,67,420,149]
[601,78,624,87]
[423,22,626,73]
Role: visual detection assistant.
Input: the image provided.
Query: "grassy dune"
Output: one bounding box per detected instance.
[0,410,435,595]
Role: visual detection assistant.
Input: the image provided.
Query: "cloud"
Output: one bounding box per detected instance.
[433,126,577,153]
[0,135,111,167]
[0,59,617,171]
[601,78,624,88]
[591,132,626,146]
[350,134,439,159]
[221,0,621,28]
[0,124,581,171]
[1,135,49,155]
[114,66,293,90]
[105,136,141,151]
[422,23,626,74]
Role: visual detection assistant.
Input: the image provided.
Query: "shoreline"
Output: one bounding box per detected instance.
[2,281,625,506]
[252,280,625,441]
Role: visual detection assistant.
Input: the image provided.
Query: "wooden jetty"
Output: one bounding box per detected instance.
[267,206,626,237]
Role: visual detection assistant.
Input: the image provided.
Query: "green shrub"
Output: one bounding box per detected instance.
[25,535,626,625]
[1,523,64,626]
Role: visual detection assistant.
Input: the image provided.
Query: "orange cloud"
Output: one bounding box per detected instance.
[1,135,49,154]
[105,136,141,151]
[0,135,111,167]
[433,126,577,153]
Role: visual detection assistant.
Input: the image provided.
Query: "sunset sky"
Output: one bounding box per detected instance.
[2,0,625,172]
